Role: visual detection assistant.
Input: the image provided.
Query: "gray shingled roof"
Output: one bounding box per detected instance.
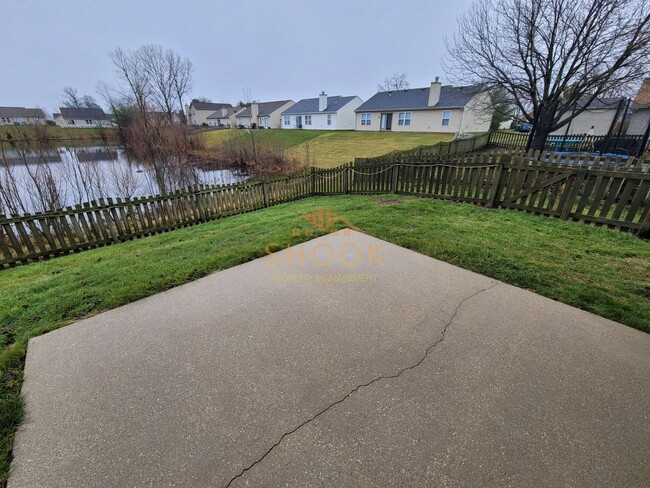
[59,107,109,120]
[234,100,293,118]
[191,102,233,111]
[282,96,358,115]
[0,106,45,118]
[575,97,624,110]
[355,84,484,112]
[207,107,237,119]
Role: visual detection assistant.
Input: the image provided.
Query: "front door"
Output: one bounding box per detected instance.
[296,116,302,129]
[381,113,392,131]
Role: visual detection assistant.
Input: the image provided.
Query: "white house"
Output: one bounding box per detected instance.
[0,107,46,125]
[55,107,113,128]
[186,101,233,126]
[281,93,362,130]
[354,80,492,134]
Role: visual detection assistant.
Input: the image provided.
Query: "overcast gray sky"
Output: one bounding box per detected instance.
[1,0,474,113]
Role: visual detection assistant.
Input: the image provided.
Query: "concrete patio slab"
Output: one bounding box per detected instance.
[9,230,650,487]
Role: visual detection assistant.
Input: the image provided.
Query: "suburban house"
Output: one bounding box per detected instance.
[629,78,650,136]
[0,106,46,125]
[354,79,491,134]
[550,97,629,136]
[186,101,233,125]
[231,100,295,128]
[54,107,113,128]
[206,106,238,127]
[281,93,362,130]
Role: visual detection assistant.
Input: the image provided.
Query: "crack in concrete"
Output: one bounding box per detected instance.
[224,281,500,487]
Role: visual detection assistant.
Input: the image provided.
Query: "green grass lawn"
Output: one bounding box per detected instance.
[0,195,648,484]
[200,129,454,168]
[201,128,330,149]
[0,126,119,148]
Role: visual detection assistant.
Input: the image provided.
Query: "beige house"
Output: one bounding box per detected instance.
[231,100,295,128]
[355,80,492,134]
[550,98,627,136]
[186,101,233,125]
[206,106,238,127]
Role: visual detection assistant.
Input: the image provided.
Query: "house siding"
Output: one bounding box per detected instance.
[0,116,45,126]
[355,108,464,133]
[550,110,618,136]
[628,109,650,134]
[55,116,112,128]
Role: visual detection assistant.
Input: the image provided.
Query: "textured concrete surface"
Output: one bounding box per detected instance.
[9,230,650,488]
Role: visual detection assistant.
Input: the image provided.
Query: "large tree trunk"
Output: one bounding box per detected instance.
[527,101,559,151]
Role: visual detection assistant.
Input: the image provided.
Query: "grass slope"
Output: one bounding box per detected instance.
[200,129,454,168]
[0,195,648,484]
[288,131,454,167]
[201,128,328,149]
[0,126,118,145]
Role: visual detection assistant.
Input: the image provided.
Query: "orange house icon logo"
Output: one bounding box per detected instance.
[300,208,361,234]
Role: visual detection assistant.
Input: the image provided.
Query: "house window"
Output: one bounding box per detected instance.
[398,112,412,126]
[305,115,312,125]
[284,116,290,126]
[327,114,332,126]
[361,113,372,126]
[70,120,76,125]
[442,110,452,126]
[85,119,93,124]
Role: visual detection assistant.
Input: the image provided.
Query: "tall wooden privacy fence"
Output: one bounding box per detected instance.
[1,150,649,268]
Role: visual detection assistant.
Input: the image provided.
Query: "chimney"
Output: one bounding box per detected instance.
[251,103,259,120]
[428,76,442,106]
[319,92,327,111]
[221,107,227,117]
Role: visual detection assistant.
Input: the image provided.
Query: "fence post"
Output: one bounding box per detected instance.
[638,209,650,239]
[560,167,587,220]
[488,158,506,208]
[310,167,316,196]
[262,181,270,207]
[343,165,349,194]
[391,165,400,194]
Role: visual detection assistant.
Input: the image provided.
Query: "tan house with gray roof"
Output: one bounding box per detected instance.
[355,80,491,134]
[232,100,295,128]
[187,101,234,125]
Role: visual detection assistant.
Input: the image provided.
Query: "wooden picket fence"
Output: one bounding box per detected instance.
[1,150,649,269]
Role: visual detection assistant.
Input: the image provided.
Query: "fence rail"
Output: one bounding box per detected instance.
[1,150,649,269]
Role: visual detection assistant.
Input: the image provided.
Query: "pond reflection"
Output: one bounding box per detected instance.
[0,146,246,214]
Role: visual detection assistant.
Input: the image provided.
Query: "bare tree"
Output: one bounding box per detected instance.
[107,45,192,124]
[446,0,650,149]
[377,72,410,91]
[108,47,152,115]
[62,86,101,108]
[138,44,193,122]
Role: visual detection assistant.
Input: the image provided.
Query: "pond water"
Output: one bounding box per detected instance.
[0,146,246,214]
